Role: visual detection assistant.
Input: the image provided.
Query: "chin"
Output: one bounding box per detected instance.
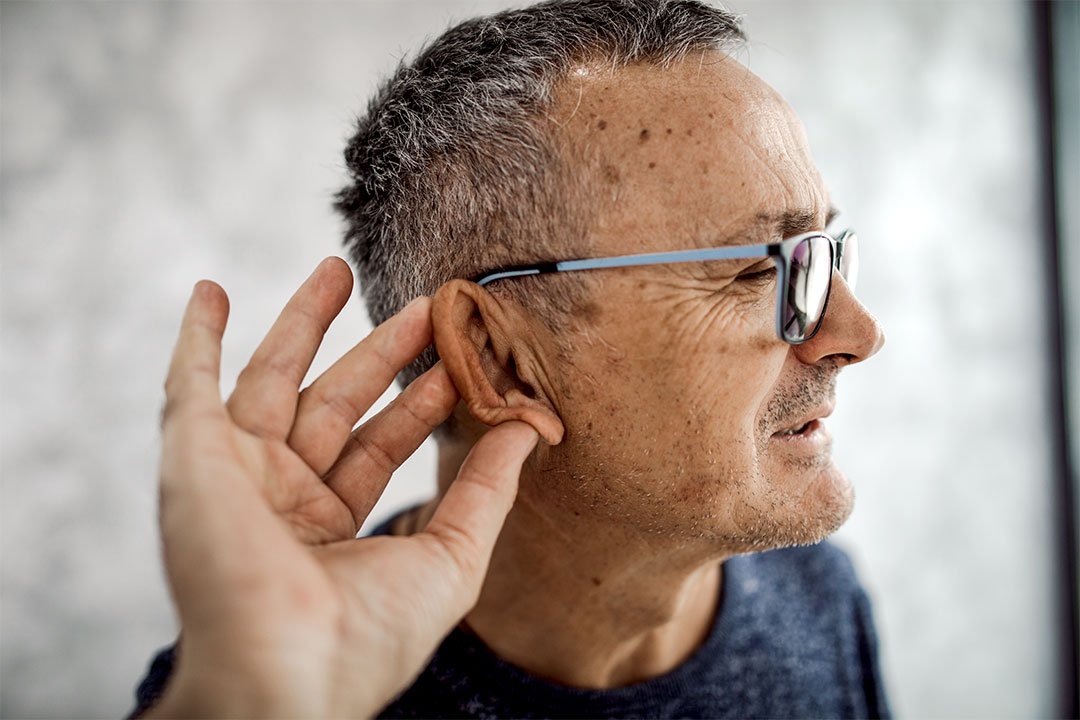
[722,463,855,553]
[798,464,855,542]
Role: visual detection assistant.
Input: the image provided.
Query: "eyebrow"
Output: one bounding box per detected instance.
[683,205,842,281]
[751,204,840,239]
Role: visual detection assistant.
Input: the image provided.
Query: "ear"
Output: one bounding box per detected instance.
[432,279,565,445]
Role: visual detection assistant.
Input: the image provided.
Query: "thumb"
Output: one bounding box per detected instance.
[421,420,539,598]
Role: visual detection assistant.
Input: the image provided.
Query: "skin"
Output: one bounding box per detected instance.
[415,51,886,689]
[147,49,885,715]
[146,259,540,717]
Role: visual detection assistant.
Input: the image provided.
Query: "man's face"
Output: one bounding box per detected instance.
[527,53,885,552]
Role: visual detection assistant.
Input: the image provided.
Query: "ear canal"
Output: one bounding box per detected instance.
[506,355,537,400]
[432,280,565,445]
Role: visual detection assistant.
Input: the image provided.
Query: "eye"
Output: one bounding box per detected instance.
[738,266,776,284]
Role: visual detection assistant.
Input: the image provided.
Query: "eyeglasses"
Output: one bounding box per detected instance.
[470,228,859,345]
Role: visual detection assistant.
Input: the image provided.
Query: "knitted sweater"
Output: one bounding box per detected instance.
[129,511,891,719]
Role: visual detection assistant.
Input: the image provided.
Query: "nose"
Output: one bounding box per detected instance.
[793,270,885,367]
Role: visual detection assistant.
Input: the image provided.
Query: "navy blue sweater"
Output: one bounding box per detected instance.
[130,511,891,719]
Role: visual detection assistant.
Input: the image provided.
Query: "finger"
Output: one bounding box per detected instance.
[421,420,539,593]
[321,362,459,527]
[286,295,434,475]
[225,257,353,439]
[162,280,230,425]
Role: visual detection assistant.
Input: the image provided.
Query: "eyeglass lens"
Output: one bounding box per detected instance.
[782,235,834,343]
[839,232,859,291]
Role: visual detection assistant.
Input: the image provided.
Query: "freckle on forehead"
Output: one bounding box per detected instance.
[597,119,607,130]
[639,128,650,142]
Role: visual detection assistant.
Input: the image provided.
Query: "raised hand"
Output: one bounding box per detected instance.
[148,257,539,718]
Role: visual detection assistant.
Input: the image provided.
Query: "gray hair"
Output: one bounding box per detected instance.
[334,0,744,389]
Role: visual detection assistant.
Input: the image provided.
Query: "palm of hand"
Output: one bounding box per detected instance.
[154,258,538,718]
[172,408,448,715]
[226,422,357,545]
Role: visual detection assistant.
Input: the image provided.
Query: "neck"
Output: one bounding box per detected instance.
[423,440,726,689]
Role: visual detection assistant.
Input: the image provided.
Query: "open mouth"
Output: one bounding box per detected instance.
[774,418,821,438]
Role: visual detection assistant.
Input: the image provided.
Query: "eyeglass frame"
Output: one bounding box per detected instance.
[469,228,857,345]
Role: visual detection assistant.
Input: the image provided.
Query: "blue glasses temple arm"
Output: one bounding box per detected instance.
[473,243,775,287]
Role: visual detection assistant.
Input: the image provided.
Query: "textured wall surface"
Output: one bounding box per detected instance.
[0,1,1059,717]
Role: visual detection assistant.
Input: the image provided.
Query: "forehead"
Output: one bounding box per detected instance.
[553,52,827,253]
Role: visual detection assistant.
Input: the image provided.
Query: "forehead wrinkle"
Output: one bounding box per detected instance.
[561,55,834,263]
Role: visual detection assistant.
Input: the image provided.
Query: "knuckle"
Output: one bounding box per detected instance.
[160,378,199,425]
[457,463,504,496]
[303,382,361,430]
[362,336,399,376]
[239,354,306,387]
[162,375,180,401]
[426,524,483,589]
[159,396,220,432]
[293,301,330,334]
[347,431,400,478]
[241,414,284,439]
[159,396,179,429]
[402,376,451,428]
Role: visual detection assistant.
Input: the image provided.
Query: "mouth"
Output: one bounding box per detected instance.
[771,403,835,441]
[776,419,818,437]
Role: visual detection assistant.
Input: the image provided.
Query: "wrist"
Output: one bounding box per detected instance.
[143,656,381,719]
[142,670,286,718]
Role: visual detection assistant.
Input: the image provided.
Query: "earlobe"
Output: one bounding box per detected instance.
[432,280,565,445]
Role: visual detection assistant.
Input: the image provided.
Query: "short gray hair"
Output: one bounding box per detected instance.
[335,0,744,387]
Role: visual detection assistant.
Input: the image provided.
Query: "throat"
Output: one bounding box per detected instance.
[462,517,725,689]
[427,440,729,689]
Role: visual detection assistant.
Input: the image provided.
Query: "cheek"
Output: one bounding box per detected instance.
[556,286,787,484]
[658,289,783,437]
[673,330,788,509]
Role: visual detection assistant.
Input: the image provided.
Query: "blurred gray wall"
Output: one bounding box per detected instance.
[0,1,1060,717]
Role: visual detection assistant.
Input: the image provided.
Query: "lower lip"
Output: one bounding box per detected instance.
[771,419,831,448]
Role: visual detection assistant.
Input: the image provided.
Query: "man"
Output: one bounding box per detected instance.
[132,0,890,717]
